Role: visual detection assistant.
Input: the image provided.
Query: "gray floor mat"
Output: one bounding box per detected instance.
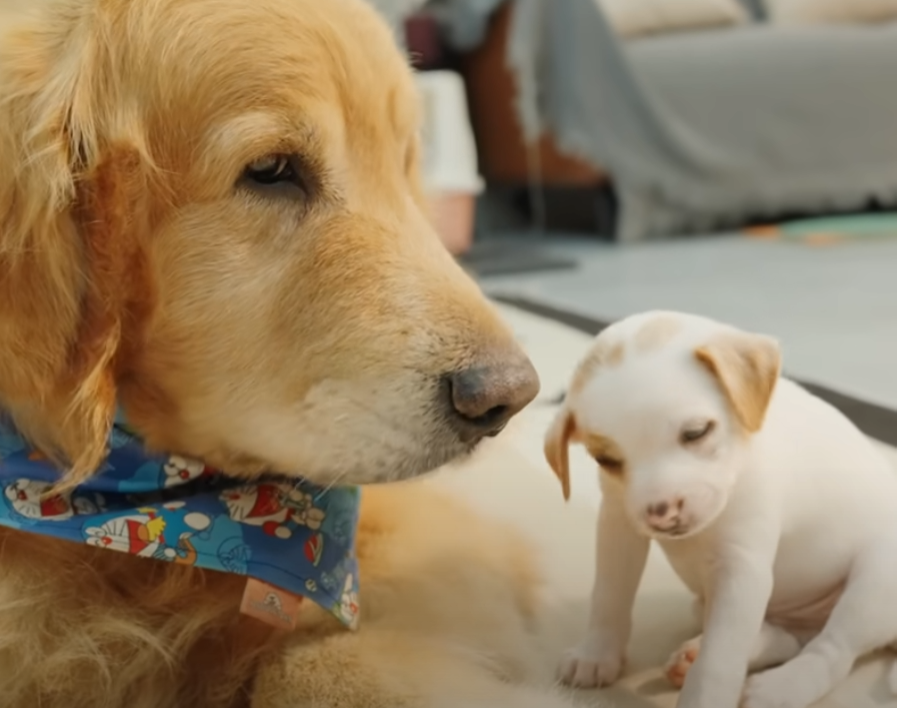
[459,239,578,277]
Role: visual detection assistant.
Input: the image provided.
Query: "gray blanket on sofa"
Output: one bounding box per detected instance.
[507,0,897,241]
[372,0,897,242]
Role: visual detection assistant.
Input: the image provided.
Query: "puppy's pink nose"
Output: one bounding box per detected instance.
[646,498,684,529]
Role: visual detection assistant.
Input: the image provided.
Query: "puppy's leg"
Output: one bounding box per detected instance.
[675,534,778,708]
[252,629,579,708]
[558,497,650,689]
[665,623,801,689]
[743,534,897,708]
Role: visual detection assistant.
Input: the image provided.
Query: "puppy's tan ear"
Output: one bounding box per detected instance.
[544,407,577,501]
[0,17,151,485]
[695,331,782,433]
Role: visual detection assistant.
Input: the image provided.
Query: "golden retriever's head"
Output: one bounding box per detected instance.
[0,0,539,486]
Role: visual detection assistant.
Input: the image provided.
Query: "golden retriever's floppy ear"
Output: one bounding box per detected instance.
[59,148,152,482]
[695,331,782,433]
[544,407,577,501]
[0,17,151,485]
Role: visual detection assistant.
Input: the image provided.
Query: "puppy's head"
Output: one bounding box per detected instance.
[545,312,780,539]
[0,0,539,487]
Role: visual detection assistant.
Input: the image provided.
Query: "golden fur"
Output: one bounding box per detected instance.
[0,483,547,707]
[0,0,571,706]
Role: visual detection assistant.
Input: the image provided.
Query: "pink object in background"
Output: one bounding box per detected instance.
[415,70,484,257]
[428,191,477,256]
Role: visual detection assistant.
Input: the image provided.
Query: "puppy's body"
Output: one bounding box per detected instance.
[547,311,897,708]
[662,379,897,636]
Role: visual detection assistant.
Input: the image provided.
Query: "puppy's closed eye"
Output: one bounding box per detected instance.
[680,420,716,445]
[595,455,624,476]
[584,434,626,477]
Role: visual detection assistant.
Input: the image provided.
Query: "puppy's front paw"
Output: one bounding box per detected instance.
[557,635,625,689]
[664,636,701,689]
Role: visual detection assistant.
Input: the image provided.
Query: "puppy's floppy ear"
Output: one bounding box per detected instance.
[544,406,577,501]
[0,16,152,484]
[695,331,781,433]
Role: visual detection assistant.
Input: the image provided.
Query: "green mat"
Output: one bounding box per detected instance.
[747,213,897,244]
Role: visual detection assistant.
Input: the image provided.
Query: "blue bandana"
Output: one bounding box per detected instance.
[0,414,361,629]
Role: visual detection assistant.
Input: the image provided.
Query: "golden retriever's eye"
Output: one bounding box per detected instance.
[595,456,624,475]
[680,420,716,445]
[242,154,306,194]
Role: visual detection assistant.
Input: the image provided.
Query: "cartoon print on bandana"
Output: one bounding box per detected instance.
[220,484,326,539]
[0,414,362,629]
[3,479,104,521]
[83,501,212,565]
[162,456,213,488]
[216,536,253,574]
[337,572,360,629]
[304,532,324,566]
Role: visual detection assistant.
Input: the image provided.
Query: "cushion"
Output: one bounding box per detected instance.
[597,0,750,38]
[765,0,897,24]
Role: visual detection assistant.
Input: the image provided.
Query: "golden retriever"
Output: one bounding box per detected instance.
[0,0,581,706]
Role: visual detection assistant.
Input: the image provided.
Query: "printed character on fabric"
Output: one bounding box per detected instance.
[220,483,326,539]
[4,478,104,521]
[337,572,360,629]
[0,414,362,628]
[163,455,214,488]
[83,501,212,564]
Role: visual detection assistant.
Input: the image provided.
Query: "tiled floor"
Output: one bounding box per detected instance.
[481,233,897,410]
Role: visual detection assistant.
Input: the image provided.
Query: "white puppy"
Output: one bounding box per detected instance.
[545,311,897,708]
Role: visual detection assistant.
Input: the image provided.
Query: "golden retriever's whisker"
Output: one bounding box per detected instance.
[313,468,352,500]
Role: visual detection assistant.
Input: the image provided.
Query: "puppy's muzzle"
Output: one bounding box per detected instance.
[645,498,687,535]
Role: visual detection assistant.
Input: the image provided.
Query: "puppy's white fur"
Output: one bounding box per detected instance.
[546,310,897,708]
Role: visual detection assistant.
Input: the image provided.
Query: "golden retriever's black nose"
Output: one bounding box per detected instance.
[448,360,540,439]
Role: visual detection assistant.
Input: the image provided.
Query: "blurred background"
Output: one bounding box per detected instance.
[367,0,897,420]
